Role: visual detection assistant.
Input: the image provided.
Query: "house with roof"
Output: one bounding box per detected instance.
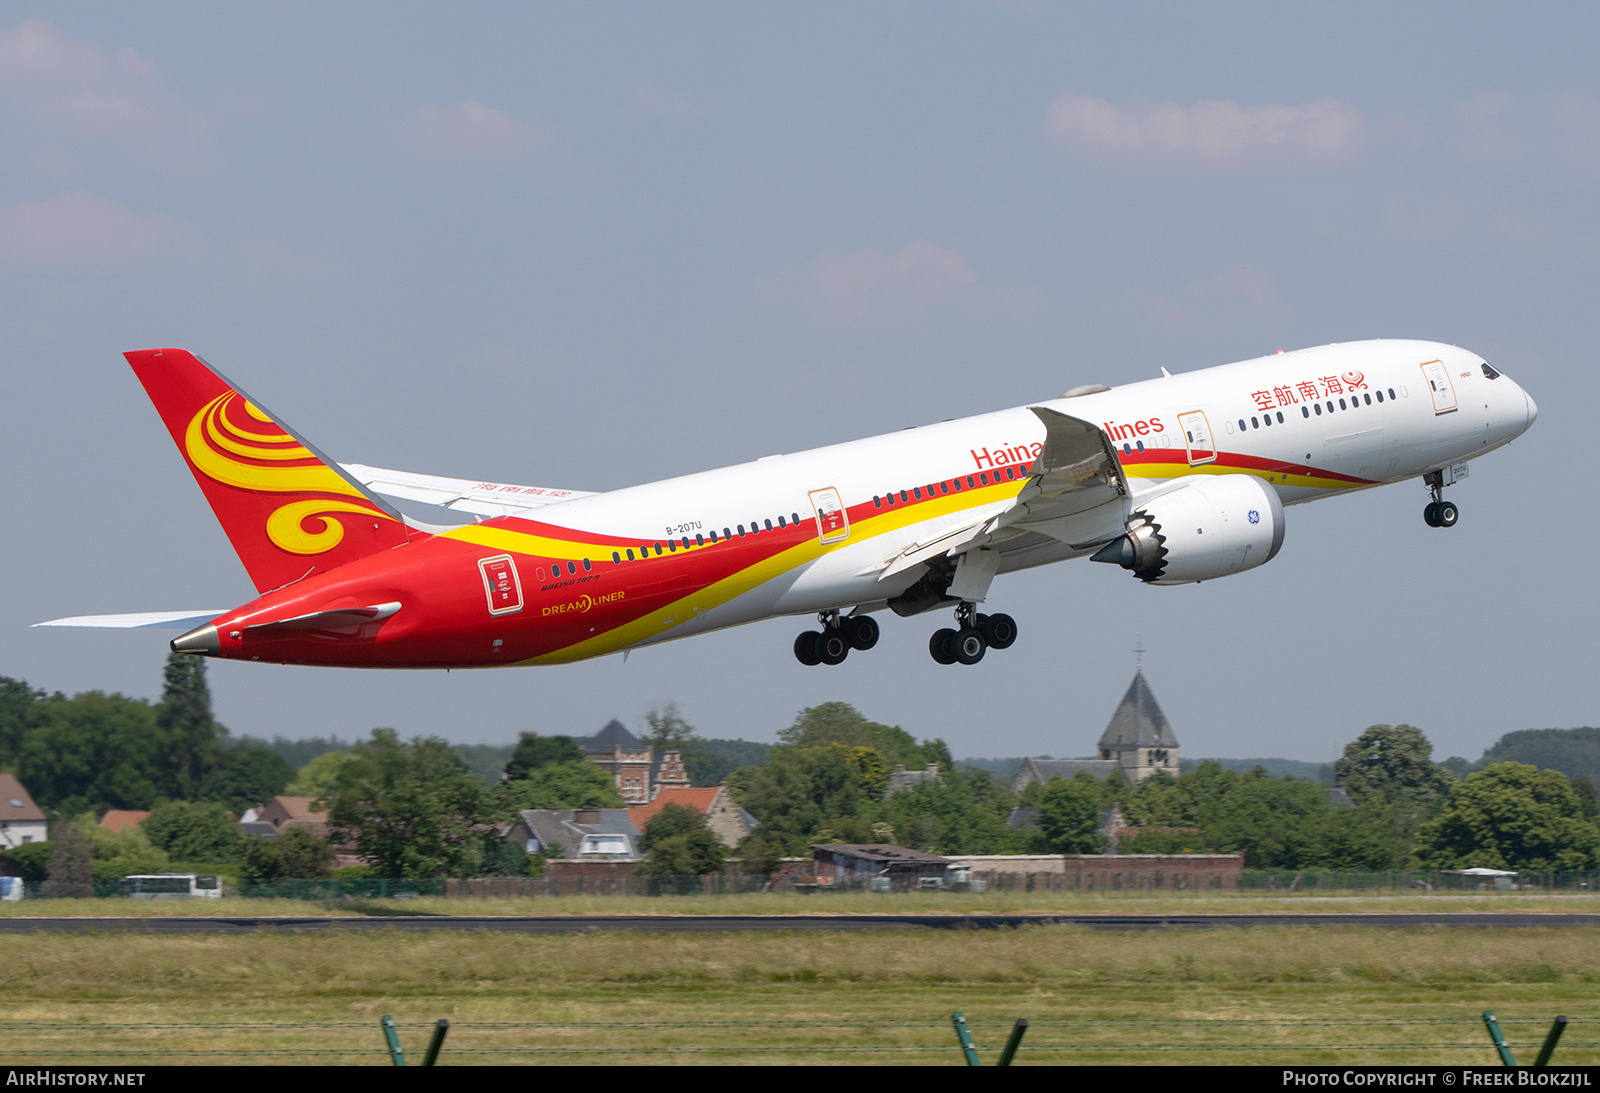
[811,844,951,889]
[1013,668,1180,790]
[99,810,150,833]
[0,775,47,849]
[574,719,692,805]
[628,786,757,850]
[507,807,642,859]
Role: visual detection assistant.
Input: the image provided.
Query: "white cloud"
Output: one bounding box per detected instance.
[1046,93,1364,170]
[764,240,1037,325]
[0,19,214,171]
[392,100,547,161]
[0,192,198,264]
[633,83,694,116]
[1456,90,1600,171]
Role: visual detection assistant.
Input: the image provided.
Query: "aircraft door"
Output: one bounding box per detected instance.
[1420,361,1458,414]
[808,487,850,544]
[1177,411,1217,465]
[478,554,524,616]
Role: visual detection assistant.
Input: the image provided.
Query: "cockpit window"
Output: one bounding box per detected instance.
[1482,362,1501,380]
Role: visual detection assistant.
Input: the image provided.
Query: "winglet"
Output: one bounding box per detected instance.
[125,348,413,593]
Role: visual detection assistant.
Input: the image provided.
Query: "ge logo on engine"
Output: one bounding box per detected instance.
[1248,510,1260,524]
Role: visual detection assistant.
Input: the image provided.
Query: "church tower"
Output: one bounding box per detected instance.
[1096,669,1179,781]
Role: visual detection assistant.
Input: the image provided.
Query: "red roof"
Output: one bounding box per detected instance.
[99,809,150,832]
[628,787,720,828]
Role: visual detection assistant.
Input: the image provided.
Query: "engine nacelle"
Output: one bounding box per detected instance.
[1090,474,1285,585]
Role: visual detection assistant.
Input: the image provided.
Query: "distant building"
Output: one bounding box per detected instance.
[508,808,641,859]
[575,719,692,805]
[0,775,46,849]
[810,844,951,888]
[885,764,942,796]
[629,786,757,850]
[98,810,150,833]
[1013,668,1180,791]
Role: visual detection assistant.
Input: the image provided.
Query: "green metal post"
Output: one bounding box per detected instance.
[997,1018,1028,1066]
[1482,1011,1516,1067]
[951,1012,981,1066]
[1533,1016,1567,1067]
[381,1015,407,1066]
[422,1019,449,1066]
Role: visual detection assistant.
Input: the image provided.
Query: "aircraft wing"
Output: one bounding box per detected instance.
[340,463,596,521]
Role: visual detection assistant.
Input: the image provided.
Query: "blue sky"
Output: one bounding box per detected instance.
[4,4,1594,763]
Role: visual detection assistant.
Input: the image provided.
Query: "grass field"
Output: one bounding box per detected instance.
[6,887,1600,917]
[2,915,1597,1065]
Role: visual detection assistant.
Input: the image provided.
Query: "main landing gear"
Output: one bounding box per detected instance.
[1422,470,1460,528]
[793,611,880,666]
[928,603,1017,666]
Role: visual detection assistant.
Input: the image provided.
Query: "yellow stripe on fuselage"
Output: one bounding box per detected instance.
[502,476,1028,663]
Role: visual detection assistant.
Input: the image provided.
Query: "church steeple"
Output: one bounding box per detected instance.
[1096,650,1179,781]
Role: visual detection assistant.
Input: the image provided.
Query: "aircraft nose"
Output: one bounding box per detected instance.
[1523,388,1538,430]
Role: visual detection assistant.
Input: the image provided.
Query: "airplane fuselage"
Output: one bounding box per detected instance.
[163,339,1533,670]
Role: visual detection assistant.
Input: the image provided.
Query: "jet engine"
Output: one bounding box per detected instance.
[1090,474,1285,585]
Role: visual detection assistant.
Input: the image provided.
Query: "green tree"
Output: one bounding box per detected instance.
[489,760,623,812]
[1413,763,1600,871]
[199,743,294,814]
[155,653,223,799]
[504,733,585,780]
[0,841,53,885]
[1034,773,1107,853]
[43,820,94,898]
[778,702,949,771]
[1334,725,1454,820]
[143,800,245,862]
[872,772,1022,854]
[285,750,362,801]
[240,827,336,883]
[18,691,164,815]
[636,803,727,877]
[0,675,44,769]
[727,743,879,854]
[644,704,700,752]
[1477,727,1600,785]
[327,729,494,877]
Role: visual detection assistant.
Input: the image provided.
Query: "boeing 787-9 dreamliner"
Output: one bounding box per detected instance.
[38,341,1535,668]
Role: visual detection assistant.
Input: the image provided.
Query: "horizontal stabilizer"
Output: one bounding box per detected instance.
[33,611,225,629]
[245,602,402,634]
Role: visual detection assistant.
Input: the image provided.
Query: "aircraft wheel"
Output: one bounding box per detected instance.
[929,628,958,665]
[793,630,821,666]
[1423,502,1440,527]
[844,614,880,651]
[981,613,1017,650]
[955,627,987,665]
[1436,500,1459,528]
[818,629,850,666]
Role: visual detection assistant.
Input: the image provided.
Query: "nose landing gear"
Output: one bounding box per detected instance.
[793,611,880,666]
[1422,470,1460,528]
[929,603,1017,666]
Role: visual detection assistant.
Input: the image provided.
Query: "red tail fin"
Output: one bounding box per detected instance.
[126,348,411,593]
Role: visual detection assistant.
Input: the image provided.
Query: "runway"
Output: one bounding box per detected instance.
[2,911,1598,933]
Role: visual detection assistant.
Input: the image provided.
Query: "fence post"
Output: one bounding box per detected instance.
[1481,1011,1517,1066]
[381,1015,406,1065]
[951,1012,981,1066]
[997,1019,1028,1067]
[1534,1016,1567,1067]
[422,1019,450,1066]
